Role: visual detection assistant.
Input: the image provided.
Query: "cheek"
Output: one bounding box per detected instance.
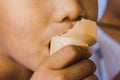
[0,0,56,69]
[0,1,52,50]
[0,12,50,58]
[0,25,51,69]
[80,0,98,21]
[0,26,42,54]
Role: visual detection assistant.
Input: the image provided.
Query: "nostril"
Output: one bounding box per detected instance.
[74,16,82,21]
[70,16,82,21]
[62,16,82,22]
[62,17,70,22]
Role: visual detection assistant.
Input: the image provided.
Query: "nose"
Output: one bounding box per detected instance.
[53,0,85,22]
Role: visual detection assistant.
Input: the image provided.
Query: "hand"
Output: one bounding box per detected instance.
[30,45,98,80]
[113,72,120,80]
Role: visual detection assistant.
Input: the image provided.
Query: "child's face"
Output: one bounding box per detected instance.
[0,0,98,70]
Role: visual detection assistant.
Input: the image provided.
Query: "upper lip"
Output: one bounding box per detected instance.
[60,21,77,35]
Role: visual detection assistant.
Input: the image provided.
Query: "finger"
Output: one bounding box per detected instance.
[83,48,93,59]
[83,74,98,80]
[61,59,96,80]
[88,48,93,56]
[44,45,92,69]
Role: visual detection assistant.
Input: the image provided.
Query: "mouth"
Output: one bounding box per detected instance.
[47,20,80,54]
[47,31,68,54]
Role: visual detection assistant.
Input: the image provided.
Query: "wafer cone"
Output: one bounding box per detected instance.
[50,19,98,55]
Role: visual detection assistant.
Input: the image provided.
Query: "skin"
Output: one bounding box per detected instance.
[113,72,120,80]
[0,56,32,80]
[0,0,98,80]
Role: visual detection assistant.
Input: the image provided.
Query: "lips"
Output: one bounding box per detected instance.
[47,21,79,54]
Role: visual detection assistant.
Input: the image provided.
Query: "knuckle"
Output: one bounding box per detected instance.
[84,74,98,80]
[39,64,50,73]
[84,60,96,72]
[65,45,80,59]
[62,45,91,60]
[56,73,67,80]
[88,60,96,70]
[65,45,91,60]
[93,75,98,80]
[84,48,92,58]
